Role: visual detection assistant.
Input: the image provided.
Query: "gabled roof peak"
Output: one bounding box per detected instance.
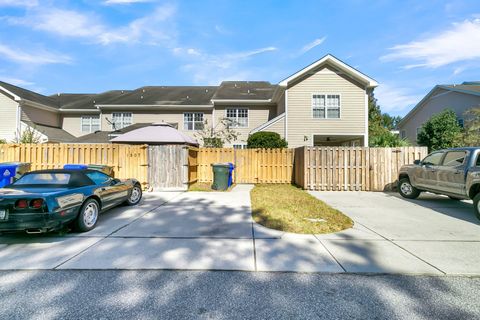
[279,54,378,88]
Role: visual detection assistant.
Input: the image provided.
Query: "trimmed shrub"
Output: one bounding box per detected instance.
[247,132,288,148]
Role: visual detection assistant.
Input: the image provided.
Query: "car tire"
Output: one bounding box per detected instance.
[125,184,142,206]
[75,198,100,232]
[473,193,480,221]
[398,178,421,199]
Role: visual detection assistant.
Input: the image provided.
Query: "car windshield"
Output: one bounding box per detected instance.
[14,173,71,185]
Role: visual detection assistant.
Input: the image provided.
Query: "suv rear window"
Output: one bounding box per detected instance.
[442,151,467,167]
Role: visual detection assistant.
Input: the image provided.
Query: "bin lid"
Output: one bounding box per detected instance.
[211,163,231,167]
[64,164,88,170]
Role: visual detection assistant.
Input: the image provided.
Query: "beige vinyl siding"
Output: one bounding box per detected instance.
[214,105,276,146]
[258,115,285,138]
[21,105,60,127]
[0,92,18,141]
[61,115,89,137]
[398,89,480,145]
[101,110,213,140]
[286,66,366,148]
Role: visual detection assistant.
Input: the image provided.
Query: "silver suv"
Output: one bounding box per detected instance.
[398,147,480,220]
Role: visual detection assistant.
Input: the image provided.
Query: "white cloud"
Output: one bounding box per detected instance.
[0,44,72,65]
[0,0,37,7]
[374,84,423,115]
[4,4,176,45]
[176,46,277,84]
[0,77,34,86]
[381,18,480,68]
[104,0,153,4]
[299,37,326,55]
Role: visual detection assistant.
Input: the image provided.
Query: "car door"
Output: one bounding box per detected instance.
[436,150,468,195]
[416,151,445,189]
[86,171,128,209]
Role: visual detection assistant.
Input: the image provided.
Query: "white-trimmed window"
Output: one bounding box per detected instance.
[81,115,100,133]
[233,144,247,149]
[312,94,340,119]
[112,112,132,130]
[226,108,248,128]
[184,112,204,130]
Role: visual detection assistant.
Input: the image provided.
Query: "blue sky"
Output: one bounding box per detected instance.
[0,0,479,116]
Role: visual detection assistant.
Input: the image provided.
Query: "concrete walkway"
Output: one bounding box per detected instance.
[0,187,479,275]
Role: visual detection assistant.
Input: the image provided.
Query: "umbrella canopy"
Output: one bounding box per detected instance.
[110,122,199,146]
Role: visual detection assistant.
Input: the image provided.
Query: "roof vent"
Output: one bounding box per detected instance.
[93,100,96,103]
[247,89,250,94]
[140,95,144,99]
[205,89,208,93]
[234,83,237,88]
[186,95,190,99]
[121,90,124,94]
[142,89,146,93]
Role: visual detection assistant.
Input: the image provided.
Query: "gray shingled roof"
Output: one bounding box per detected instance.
[0,80,59,108]
[212,81,278,100]
[102,86,217,105]
[443,84,480,94]
[23,121,76,142]
[51,90,132,109]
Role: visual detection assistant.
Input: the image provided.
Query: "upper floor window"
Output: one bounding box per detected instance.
[226,108,248,128]
[112,112,132,130]
[312,94,340,119]
[184,112,204,131]
[81,115,100,133]
[400,130,406,139]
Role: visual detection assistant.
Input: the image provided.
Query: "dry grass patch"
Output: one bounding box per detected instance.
[189,182,236,192]
[251,184,353,234]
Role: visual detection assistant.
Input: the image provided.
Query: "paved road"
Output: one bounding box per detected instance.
[0,270,479,320]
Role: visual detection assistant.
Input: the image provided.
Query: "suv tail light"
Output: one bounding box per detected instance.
[30,199,44,209]
[15,199,29,209]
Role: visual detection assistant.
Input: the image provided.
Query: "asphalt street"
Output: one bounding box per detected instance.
[1,270,479,320]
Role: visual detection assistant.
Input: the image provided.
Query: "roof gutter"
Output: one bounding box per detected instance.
[96,104,213,110]
[211,99,275,105]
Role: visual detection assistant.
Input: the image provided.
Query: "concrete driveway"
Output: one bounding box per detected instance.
[0,186,479,275]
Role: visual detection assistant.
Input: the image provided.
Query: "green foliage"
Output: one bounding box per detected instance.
[462,108,480,146]
[417,109,462,152]
[203,137,223,148]
[0,138,6,144]
[18,126,41,144]
[247,132,288,148]
[195,118,239,148]
[368,91,410,147]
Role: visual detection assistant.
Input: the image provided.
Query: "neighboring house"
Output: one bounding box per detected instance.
[0,54,377,147]
[398,82,480,145]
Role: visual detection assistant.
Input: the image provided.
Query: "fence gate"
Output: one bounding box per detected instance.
[148,145,189,191]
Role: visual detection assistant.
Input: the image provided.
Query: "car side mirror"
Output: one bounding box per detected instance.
[413,160,421,165]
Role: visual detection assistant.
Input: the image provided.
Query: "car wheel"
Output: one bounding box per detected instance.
[448,196,462,201]
[474,193,480,221]
[75,198,100,232]
[398,178,421,199]
[126,185,142,206]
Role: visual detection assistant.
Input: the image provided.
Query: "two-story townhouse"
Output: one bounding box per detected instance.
[0,54,377,147]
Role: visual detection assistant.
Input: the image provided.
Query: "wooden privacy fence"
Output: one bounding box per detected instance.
[197,148,294,184]
[0,143,148,187]
[294,146,428,191]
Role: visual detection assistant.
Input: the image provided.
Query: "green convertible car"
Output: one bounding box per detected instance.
[0,169,142,234]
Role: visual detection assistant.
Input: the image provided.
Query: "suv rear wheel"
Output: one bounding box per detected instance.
[398,178,421,199]
[473,193,480,220]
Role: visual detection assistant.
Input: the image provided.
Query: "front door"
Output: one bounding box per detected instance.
[416,151,444,189]
[436,150,468,195]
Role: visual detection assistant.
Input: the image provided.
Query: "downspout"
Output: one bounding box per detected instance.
[16,102,22,142]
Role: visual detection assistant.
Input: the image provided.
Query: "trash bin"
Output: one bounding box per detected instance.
[0,162,31,187]
[87,164,114,177]
[227,162,235,187]
[211,163,232,191]
[63,164,88,170]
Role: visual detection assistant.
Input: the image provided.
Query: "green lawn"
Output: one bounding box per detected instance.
[250,184,353,234]
[188,182,236,192]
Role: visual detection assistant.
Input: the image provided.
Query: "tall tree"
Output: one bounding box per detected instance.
[417,109,462,151]
[368,91,408,147]
[462,108,480,146]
